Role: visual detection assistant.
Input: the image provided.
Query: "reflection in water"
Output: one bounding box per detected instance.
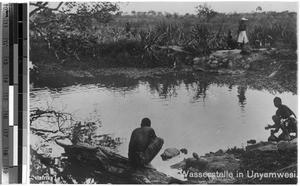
[31,74,140,91]
[237,85,247,109]
[193,80,209,102]
[30,72,297,181]
[146,75,182,99]
[31,73,215,104]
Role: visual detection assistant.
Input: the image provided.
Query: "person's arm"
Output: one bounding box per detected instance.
[266,124,277,129]
[290,109,297,118]
[266,122,281,130]
[149,128,157,140]
[128,134,134,152]
[275,109,282,119]
[128,130,138,154]
[266,120,283,130]
[237,21,241,34]
[273,125,280,133]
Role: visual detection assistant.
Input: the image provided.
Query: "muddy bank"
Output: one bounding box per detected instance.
[31,48,297,94]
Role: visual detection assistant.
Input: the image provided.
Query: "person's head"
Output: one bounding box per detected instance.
[239,17,248,24]
[273,97,282,108]
[141,118,151,127]
[241,17,248,21]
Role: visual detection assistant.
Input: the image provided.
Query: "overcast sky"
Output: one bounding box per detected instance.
[29,1,299,15]
[118,1,298,14]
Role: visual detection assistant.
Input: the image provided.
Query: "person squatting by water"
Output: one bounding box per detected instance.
[128,118,164,167]
[265,97,297,141]
[237,17,249,49]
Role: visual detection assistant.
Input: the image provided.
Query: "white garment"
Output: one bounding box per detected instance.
[238,31,248,43]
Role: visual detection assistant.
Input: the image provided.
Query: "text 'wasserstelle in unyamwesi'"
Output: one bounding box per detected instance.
[183,170,297,180]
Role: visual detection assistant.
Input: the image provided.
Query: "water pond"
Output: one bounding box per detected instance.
[30,73,297,180]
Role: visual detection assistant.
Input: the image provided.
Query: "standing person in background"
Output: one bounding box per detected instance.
[237,17,249,49]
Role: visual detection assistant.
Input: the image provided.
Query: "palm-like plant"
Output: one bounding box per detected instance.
[189,24,211,55]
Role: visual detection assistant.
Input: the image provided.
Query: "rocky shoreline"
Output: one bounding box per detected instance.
[31,48,297,94]
[161,138,297,184]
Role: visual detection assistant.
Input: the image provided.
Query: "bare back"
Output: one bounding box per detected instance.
[128,126,157,154]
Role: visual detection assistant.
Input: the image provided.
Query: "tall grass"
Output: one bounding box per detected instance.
[30,11,297,68]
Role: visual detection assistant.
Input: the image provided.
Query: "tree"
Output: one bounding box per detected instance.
[115,11,123,17]
[148,10,156,16]
[195,3,218,22]
[256,6,262,12]
[165,12,172,19]
[30,2,119,62]
[137,11,147,17]
[29,2,64,17]
[173,13,179,19]
[30,2,119,23]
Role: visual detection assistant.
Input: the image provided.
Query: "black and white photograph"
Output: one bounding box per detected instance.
[29,1,298,184]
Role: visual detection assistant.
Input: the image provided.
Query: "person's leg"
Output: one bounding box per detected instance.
[268,130,279,142]
[278,128,291,141]
[294,127,297,138]
[129,152,144,167]
[238,43,242,49]
[244,31,249,44]
[241,42,244,49]
[288,117,297,138]
[143,137,164,164]
[237,31,243,49]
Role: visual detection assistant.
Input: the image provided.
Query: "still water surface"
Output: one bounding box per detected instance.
[30,73,297,178]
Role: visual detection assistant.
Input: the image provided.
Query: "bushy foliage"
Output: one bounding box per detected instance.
[30,2,120,63]
[195,3,218,22]
[30,3,297,68]
[248,24,297,49]
[30,107,121,148]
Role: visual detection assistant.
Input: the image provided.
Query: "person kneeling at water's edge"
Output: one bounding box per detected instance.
[265,97,297,141]
[128,118,164,167]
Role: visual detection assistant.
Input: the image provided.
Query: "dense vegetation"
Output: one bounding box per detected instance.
[30,2,297,68]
